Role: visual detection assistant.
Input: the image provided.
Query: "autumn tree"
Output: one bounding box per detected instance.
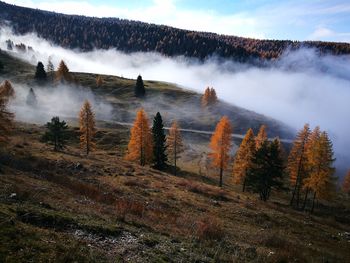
[255,125,268,149]
[232,128,255,191]
[288,124,311,208]
[134,75,145,97]
[43,116,69,151]
[300,126,321,210]
[79,100,96,155]
[34,61,47,81]
[96,75,103,88]
[56,60,72,83]
[0,80,15,144]
[152,112,167,170]
[201,87,218,107]
[303,131,336,212]
[167,121,184,176]
[342,170,350,196]
[209,116,232,187]
[125,109,153,166]
[246,139,285,201]
[26,88,37,107]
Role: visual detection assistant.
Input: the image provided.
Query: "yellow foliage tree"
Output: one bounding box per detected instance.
[288,124,311,208]
[209,116,232,187]
[303,131,336,212]
[201,86,218,107]
[342,170,350,196]
[167,121,184,176]
[0,80,15,143]
[96,75,103,87]
[209,87,218,104]
[56,60,72,83]
[125,109,153,166]
[232,128,255,191]
[255,125,267,150]
[79,100,96,155]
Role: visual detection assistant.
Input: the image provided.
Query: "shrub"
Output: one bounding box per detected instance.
[194,216,224,241]
[115,198,145,221]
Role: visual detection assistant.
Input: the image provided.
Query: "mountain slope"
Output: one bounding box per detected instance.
[0,49,293,139]
[0,1,349,62]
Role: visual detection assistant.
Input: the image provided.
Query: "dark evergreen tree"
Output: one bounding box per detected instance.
[0,60,4,72]
[152,112,167,170]
[34,61,47,81]
[43,116,69,151]
[26,88,37,106]
[134,75,145,97]
[46,57,55,81]
[246,139,285,201]
[6,39,13,51]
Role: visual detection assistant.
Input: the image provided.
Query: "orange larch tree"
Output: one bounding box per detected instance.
[288,124,311,208]
[79,100,96,155]
[167,121,184,176]
[56,60,72,83]
[300,126,321,209]
[232,128,255,191]
[125,109,153,166]
[255,125,267,150]
[209,116,232,187]
[209,87,218,104]
[201,87,211,107]
[303,131,336,212]
[201,87,218,107]
[342,170,350,196]
[96,75,103,88]
[0,80,15,143]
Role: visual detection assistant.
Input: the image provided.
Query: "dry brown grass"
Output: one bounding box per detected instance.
[1,122,350,262]
[176,179,230,201]
[194,215,224,241]
[115,198,145,221]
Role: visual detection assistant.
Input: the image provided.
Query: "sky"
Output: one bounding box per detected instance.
[3,0,350,42]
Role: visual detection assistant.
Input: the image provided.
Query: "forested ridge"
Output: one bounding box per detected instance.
[1,1,350,62]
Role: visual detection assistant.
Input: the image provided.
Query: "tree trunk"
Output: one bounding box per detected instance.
[54,135,58,151]
[174,138,177,176]
[290,181,298,206]
[296,182,301,208]
[86,113,90,155]
[219,166,223,187]
[242,177,246,192]
[311,192,316,213]
[302,188,310,211]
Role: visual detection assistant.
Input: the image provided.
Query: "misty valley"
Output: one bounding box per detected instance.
[0,1,350,263]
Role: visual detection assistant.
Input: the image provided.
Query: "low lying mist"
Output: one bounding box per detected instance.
[0,27,349,175]
[0,79,113,125]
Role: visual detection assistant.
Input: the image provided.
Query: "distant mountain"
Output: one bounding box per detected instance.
[0,1,349,62]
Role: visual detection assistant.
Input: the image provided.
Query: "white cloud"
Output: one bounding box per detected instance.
[309,27,350,42]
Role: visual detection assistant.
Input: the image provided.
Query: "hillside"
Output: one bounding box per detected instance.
[0,121,349,262]
[0,46,349,262]
[0,1,350,62]
[0,49,293,139]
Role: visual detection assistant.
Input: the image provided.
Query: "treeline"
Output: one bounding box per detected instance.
[1,1,350,62]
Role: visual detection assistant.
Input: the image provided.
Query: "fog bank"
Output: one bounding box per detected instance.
[1,27,349,174]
